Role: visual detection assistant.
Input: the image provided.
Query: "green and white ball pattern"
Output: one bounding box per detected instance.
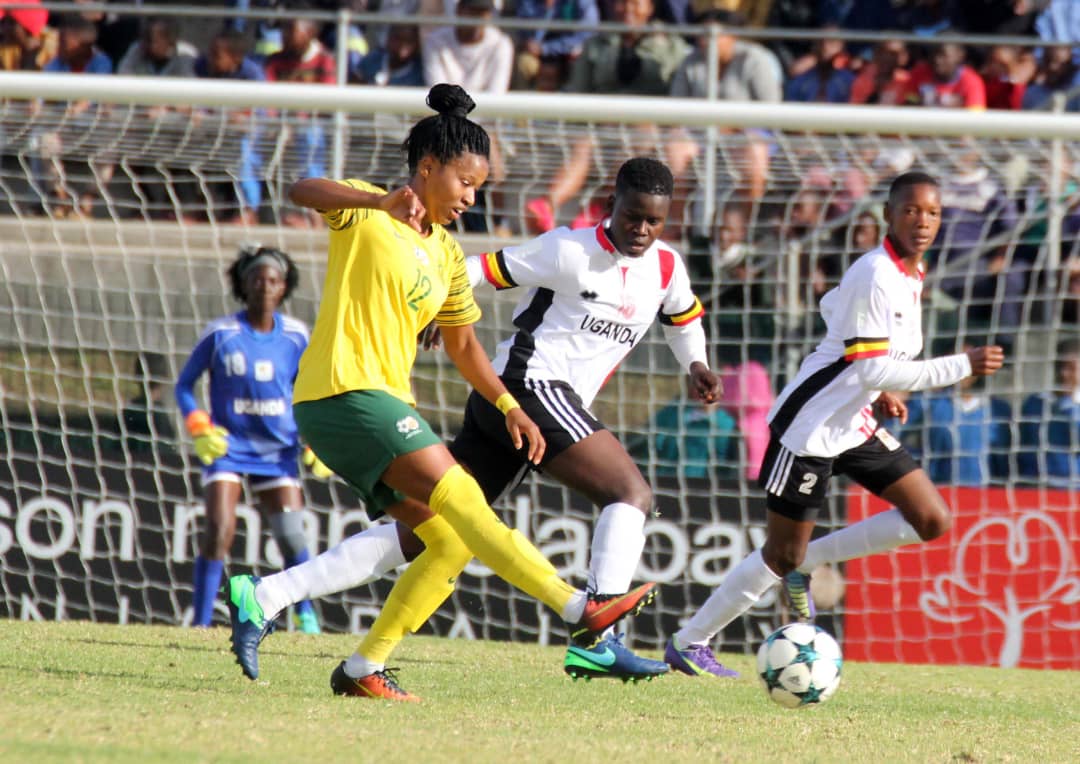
[756,623,843,708]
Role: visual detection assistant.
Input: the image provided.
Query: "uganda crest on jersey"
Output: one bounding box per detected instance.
[478,224,703,407]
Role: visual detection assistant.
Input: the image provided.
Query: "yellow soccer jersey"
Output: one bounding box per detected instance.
[294,179,482,406]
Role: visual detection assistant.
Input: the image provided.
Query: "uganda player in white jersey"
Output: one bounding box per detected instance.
[663,171,1005,678]
[236,157,722,689]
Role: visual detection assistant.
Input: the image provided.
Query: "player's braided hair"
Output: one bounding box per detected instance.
[615,157,675,198]
[402,84,490,173]
[888,170,939,206]
[227,244,299,303]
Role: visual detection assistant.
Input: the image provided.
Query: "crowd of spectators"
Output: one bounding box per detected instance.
[2,0,1079,486]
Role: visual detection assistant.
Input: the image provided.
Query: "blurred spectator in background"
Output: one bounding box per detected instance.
[265,9,336,227]
[195,29,266,226]
[534,53,571,92]
[319,0,369,77]
[1021,44,1080,111]
[666,10,779,239]
[512,0,599,91]
[934,147,1023,339]
[695,203,776,367]
[35,16,115,220]
[951,0,1045,36]
[123,351,176,456]
[900,340,1013,486]
[117,16,197,77]
[1035,0,1080,46]
[422,0,513,93]
[264,12,335,85]
[718,359,773,481]
[825,206,883,293]
[629,396,739,480]
[1,1,53,71]
[686,0,773,26]
[783,28,854,103]
[423,0,514,234]
[44,15,112,74]
[524,0,689,233]
[355,23,423,86]
[68,0,140,69]
[849,39,911,106]
[1063,258,1080,325]
[903,39,986,109]
[1019,338,1080,487]
[196,28,266,82]
[760,0,825,74]
[979,44,1034,110]
[568,0,688,96]
[669,9,780,105]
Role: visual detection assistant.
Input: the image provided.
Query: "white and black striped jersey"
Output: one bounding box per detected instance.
[470,223,707,408]
[768,237,971,458]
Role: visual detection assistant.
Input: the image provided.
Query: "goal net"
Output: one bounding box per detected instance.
[1,74,1077,669]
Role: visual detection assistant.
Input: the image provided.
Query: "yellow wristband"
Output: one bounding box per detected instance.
[495,392,520,415]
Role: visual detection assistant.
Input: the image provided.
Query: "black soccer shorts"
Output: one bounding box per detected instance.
[449,378,605,504]
[757,428,920,523]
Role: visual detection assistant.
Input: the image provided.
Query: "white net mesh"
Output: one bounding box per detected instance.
[1,90,1078,667]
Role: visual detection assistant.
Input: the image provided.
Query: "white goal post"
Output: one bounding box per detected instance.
[1,72,1078,669]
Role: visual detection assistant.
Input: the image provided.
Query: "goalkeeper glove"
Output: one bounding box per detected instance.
[185,410,229,466]
[302,446,334,480]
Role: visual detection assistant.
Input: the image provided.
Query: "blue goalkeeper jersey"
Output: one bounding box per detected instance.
[176,311,309,477]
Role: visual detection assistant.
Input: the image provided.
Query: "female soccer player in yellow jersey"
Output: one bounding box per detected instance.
[225,84,656,699]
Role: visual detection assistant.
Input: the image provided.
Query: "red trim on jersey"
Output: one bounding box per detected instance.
[595,224,616,254]
[883,236,925,281]
[658,249,675,289]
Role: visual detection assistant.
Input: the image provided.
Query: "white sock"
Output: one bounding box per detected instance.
[255,522,406,617]
[561,590,588,623]
[798,509,920,574]
[344,652,384,679]
[588,502,647,594]
[677,550,780,645]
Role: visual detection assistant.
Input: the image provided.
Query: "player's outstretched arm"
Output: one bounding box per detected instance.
[288,179,426,231]
[439,323,546,464]
[966,345,1005,376]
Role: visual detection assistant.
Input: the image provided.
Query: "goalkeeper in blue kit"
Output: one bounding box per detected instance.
[175,245,332,631]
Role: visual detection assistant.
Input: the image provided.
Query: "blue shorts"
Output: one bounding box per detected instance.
[202,455,299,486]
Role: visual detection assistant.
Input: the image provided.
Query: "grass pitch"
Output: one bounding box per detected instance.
[0,621,1075,763]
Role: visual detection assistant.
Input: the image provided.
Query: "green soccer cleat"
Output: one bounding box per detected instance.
[782,570,816,622]
[226,574,276,680]
[564,633,669,683]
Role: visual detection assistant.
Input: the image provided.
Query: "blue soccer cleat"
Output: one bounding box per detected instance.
[564,633,669,683]
[782,570,816,622]
[664,636,739,678]
[226,574,277,680]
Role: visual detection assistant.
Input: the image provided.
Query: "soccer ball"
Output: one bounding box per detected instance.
[756,623,843,708]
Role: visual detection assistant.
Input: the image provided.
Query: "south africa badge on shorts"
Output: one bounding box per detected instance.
[396,415,422,440]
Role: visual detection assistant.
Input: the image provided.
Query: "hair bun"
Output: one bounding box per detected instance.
[427,83,475,119]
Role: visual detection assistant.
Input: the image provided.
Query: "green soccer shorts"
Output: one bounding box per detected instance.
[293,389,443,518]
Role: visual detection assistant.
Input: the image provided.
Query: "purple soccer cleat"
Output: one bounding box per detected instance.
[664,636,739,678]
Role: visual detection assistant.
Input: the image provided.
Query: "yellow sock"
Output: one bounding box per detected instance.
[428,465,575,614]
[357,514,471,665]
